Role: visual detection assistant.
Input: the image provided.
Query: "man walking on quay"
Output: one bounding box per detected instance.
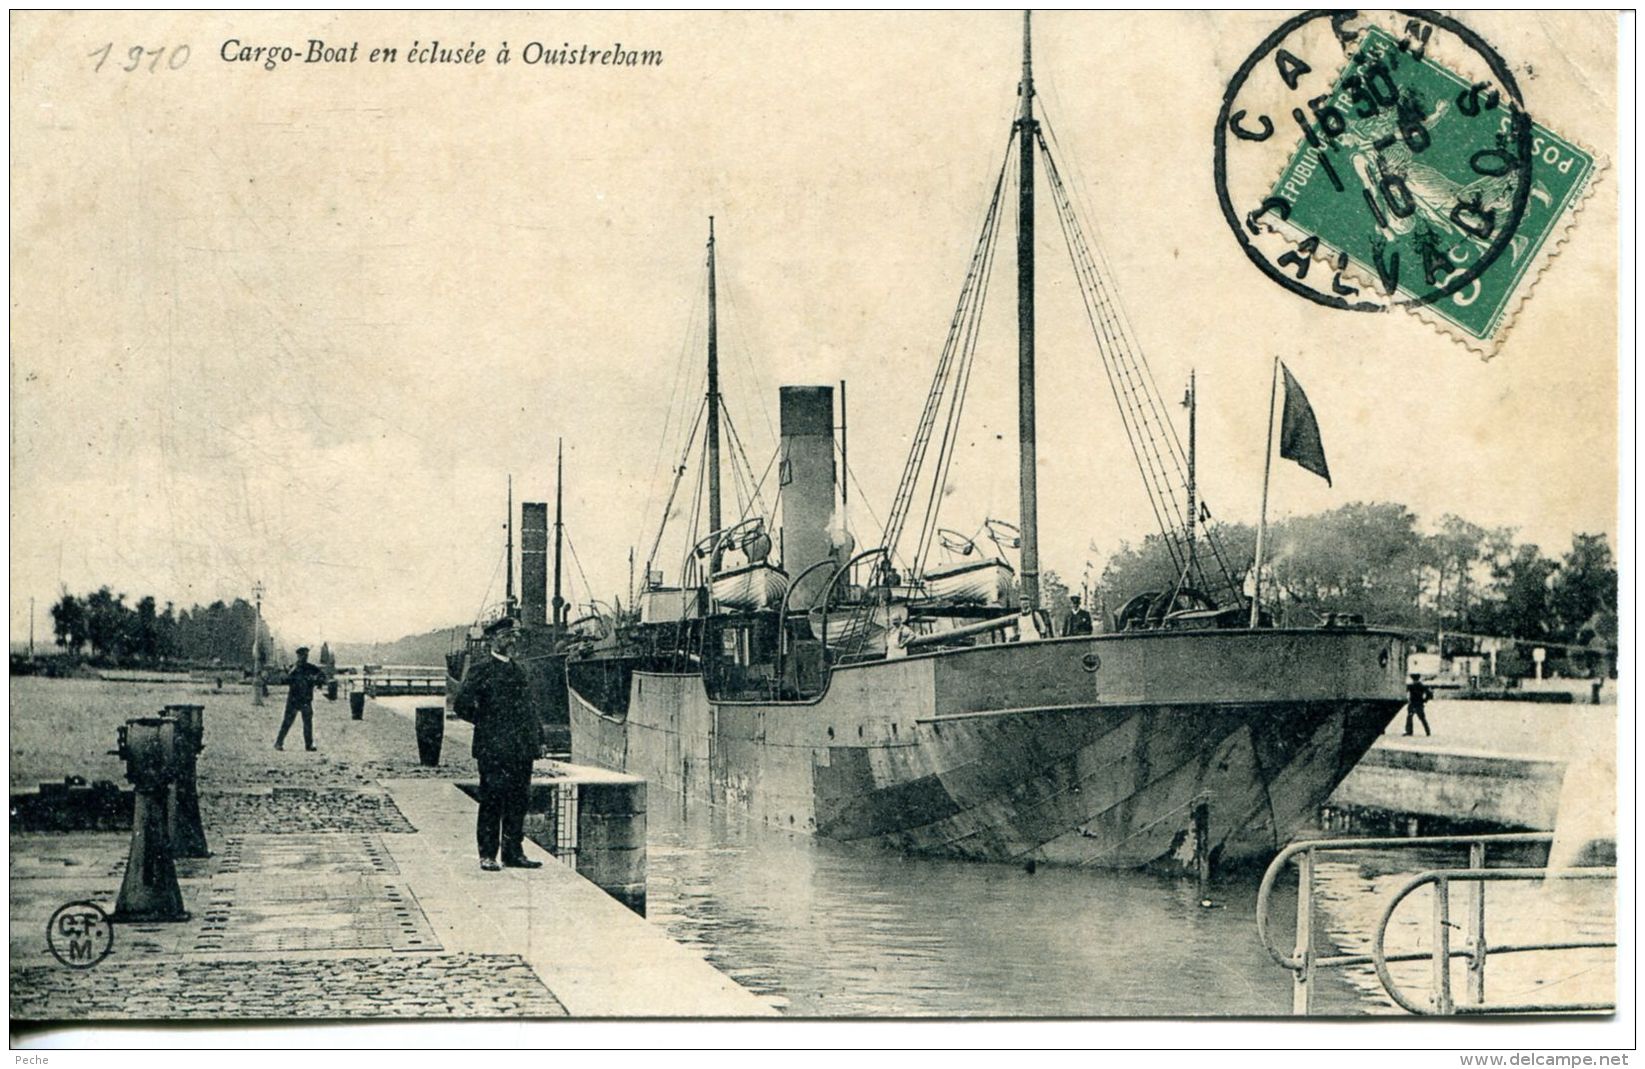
[1403,673,1433,737]
[455,619,543,872]
[1062,595,1094,636]
[276,646,328,751]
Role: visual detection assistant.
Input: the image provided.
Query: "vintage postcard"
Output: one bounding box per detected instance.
[8,9,1627,1048]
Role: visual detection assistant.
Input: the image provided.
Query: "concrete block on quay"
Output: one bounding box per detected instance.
[578,809,649,851]
[384,778,775,1016]
[576,778,648,816]
[1331,746,1566,829]
[575,844,647,886]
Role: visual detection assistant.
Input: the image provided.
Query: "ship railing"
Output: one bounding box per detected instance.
[1256,832,1615,1015]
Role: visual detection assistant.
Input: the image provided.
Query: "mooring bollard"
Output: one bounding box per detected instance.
[108,717,190,923]
[415,706,444,766]
[326,680,339,702]
[163,704,210,859]
[350,690,365,719]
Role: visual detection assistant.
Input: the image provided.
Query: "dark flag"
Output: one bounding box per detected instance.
[1278,363,1331,486]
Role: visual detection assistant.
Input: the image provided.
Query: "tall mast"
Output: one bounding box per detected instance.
[1015,11,1041,611]
[1186,369,1198,580]
[553,439,566,630]
[1250,357,1280,628]
[706,216,723,538]
[505,474,516,615]
[839,379,849,511]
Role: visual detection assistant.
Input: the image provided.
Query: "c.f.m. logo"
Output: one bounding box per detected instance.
[47,901,114,969]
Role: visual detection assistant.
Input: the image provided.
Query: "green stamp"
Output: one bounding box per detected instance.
[1270,24,1596,341]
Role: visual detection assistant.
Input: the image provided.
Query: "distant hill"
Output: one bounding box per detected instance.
[331,625,465,668]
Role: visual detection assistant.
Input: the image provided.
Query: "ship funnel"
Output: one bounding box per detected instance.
[779,386,837,594]
[521,501,549,628]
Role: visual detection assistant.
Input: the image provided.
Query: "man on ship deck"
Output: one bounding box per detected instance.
[1062,595,1094,637]
[455,618,543,872]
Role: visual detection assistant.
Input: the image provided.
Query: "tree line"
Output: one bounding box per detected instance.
[1092,502,1616,655]
[47,588,281,670]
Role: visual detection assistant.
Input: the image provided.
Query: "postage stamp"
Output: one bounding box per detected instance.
[1215,11,1603,355]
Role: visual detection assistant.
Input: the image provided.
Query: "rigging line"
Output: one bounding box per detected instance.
[922,139,1013,567]
[1043,119,1240,601]
[912,213,996,572]
[738,444,780,528]
[834,439,888,550]
[1038,136,1187,534]
[1201,520,1245,600]
[561,527,596,618]
[684,424,709,581]
[715,247,780,450]
[1040,136,1210,593]
[719,403,754,521]
[914,141,1011,578]
[851,123,1017,656]
[725,422,752,521]
[1038,137,1183,577]
[719,403,770,519]
[638,287,710,565]
[881,127,1018,584]
[644,395,709,580]
[1037,118,1196,523]
[474,542,505,624]
[1041,105,1192,474]
[639,259,710,553]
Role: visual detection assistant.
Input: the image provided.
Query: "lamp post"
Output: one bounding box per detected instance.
[251,580,266,706]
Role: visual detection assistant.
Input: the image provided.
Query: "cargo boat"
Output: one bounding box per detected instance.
[567,14,1407,868]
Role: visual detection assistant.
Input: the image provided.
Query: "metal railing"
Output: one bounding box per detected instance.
[351,667,446,697]
[1257,833,1615,1015]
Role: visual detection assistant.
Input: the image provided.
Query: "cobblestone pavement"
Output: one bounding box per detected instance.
[11,954,566,1019]
[201,788,416,834]
[8,677,562,1021]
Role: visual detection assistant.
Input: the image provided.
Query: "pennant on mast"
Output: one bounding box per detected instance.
[1278,363,1331,486]
[1250,358,1332,626]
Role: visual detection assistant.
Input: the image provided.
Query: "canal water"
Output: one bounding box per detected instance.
[641,795,1351,1017]
[381,695,1613,1016]
[641,797,1614,1017]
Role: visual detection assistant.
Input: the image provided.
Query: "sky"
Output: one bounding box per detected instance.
[9,11,1621,648]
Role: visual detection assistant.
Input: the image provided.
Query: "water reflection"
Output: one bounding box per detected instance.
[642,795,1372,1017]
[1312,851,1616,1014]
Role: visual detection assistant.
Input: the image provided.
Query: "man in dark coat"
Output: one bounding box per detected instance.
[276,646,328,751]
[1403,673,1433,737]
[1062,595,1094,637]
[455,620,543,871]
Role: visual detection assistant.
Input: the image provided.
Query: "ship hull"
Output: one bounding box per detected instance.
[569,627,1406,868]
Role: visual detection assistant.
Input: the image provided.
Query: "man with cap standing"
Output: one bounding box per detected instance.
[455,619,543,871]
[276,646,328,751]
[1403,673,1433,737]
[1062,595,1094,636]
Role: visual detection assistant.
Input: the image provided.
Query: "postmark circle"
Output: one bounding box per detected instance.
[47,900,114,969]
[1214,10,1534,314]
